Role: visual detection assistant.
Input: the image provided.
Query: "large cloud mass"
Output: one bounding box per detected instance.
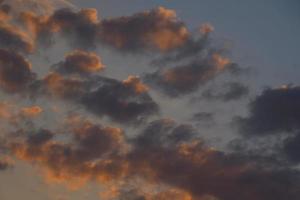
[0,2,298,200]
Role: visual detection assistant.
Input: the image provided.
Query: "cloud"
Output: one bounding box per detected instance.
[0,3,297,200]
[145,53,233,97]
[232,85,300,165]
[18,8,99,49]
[10,120,128,189]
[235,85,300,135]
[283,133,300,163]
[80,76,158,124]
[33,73,158,124]
[0,23,34,53]
[53,50,105,75]
[128,120,300,200]
[2,0,76,15]
[191,112,215,126]
[17,6,190,53]
[0,49,36,93]
[6,117,300,199]
[202,82,249,102]
[99,6,189,52]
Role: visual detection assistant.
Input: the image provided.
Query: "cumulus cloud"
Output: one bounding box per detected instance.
[145,53,233,97]
[235,86,300,135]
[0,49,36,93]
[99,6,189,52]
[232,85,300,165]
[0,23,34,53]
[53,50,105,75]
[80,76,158,124]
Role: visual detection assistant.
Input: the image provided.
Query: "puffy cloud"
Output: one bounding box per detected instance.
[232,85,300,165]
[0,49,36,93]
[145,53,233,97]
[46,8,99,48]
[53,50,105,75]
[80,76,158,124]
[235,86,300,135]
[122,76,149,94]
[35,73,158,123]
[18,8,99,49]
[0,23,34,53]
[99,6,189,52]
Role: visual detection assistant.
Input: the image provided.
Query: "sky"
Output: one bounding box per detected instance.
[0,0,300,200]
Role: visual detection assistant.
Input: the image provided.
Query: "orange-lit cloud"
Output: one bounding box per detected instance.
[54,50,105,75]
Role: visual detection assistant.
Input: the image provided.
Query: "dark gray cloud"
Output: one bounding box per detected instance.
[0,49,36,93]
[80,76,158,124]
[235,86,300,135]
[27,129,54,146]
[283,133,300,163]
[0,23,33,53]
[34,73,158,124]
[232,85,300,165]
[18,8,99,49]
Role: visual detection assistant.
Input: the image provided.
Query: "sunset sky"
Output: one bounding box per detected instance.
[0,1,300,200]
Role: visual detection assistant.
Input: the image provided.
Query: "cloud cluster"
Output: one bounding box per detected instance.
[7,118,300,200]
[15,6,189,52]
[10,120,128,189]
[0,2,298,200]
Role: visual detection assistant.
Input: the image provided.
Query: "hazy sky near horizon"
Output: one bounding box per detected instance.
[0,1,300,200]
